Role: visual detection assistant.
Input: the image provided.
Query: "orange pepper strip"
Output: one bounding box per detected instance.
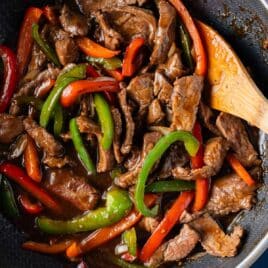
[191,122,209,212]
[34,78,55,98]
[17,7,43,78]
[66,194,158,259]
[122,38,145,77]
[24,135,42,182]
[226,153,255,186]
[60,79,120,107]
[77,37,120,58]
[168,0,207,76]
[106,69,124,82]
[139,191,194,262]
[22,240,74,254]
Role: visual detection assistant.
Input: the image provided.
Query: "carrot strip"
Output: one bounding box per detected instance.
[24,135,42,182]
[168,0,207,76]
[77,37,120,58]
[226,153,255,186]
[139,191,194,262]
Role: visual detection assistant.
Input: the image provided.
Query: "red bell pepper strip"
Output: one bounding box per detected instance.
[24,135,42,182]
[226,153,255,186]
[191,122,209,212]
[139,191,194,262]
[17,7,43,78]
[60,79,120,107]
[168,0,207,76]
[0,46,18,113]
[0,162,62,213]
[66,194,157,259]
[22,240,73,254]
[122,38,145,77]
[106,69,124,82]
[43,6,58,25]
[18,193,43,215]
[34,78,55,98]
[77,37,120,59]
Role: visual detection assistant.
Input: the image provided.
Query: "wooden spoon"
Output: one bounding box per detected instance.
[196,21,268,134]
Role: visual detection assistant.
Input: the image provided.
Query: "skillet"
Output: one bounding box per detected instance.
[0,0,267,267]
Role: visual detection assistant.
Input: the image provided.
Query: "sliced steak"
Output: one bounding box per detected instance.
[127,73,154,110]
[147,224,199,267]
[27,43,47,74]
[171,74,204,131]
[75,116,115,172]
[147,99,165,125]
[76,0,148,13]
[103,6,157,46]
[0,114,24,144]
[216,112,258,167]
[59,5,88,36]
[111,107,124,163]
[150,0,176,65]
[23,117,64,156]
[94,11,123,50]
[172,137,229,180]
[139,217,160,233]
[206,171,257,216]
[43,155,74,168]
[118,87,135,155]
[45,169,99,211]
[199,101,220,136]
[190,214,244,257]
[154,70,173,105]
[115,132,162,188]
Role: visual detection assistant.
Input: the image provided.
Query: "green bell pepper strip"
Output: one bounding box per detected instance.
[122,227,137,257]
[145,180,195,193]
[135,131,199,217]
[86,56,122,70]
[107,254,145,268]
[32,23,61,67]
[37,187,132,234]
[40,64,86,128]
[0,175,19,218]
[53,105,64,136]
[179,24,194,71]
[93,93,114,150]
[69,118,96,175]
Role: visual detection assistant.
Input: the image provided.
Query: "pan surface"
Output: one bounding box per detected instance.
[0,0,267,267]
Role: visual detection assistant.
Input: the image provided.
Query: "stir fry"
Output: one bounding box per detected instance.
[0,0,261,267]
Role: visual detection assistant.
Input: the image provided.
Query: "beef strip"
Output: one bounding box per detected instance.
[139,217,160,233]
[115,132,162,188]
[154,70,173,105]
[59,5,88,36]
[159,48,187,81]
[23,117,64,156]
[0,114,24,144]
[27,43,47,74]
[199,101,220,136]
[43,155,74,168]
[111,107,124,163]
[75,116,115,172]
[117,87,135,155]
[45,169,99,211]
[171,74,204,131]
[216,112,259,167]
[157,142,189,179]
[76,0,148,13]
[147,224,199,267]
[9,67,60,115]
[8,134,28,159]
[172,137,229,180]
[94,11,123,50]
[127,73,154,110]
[103,6,157,46]
[206,171,257,216]
[150,0,176,65]
[147,99,165,125]
[189,214,244,257]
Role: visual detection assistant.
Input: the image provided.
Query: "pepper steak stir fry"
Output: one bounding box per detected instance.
[0,0,262,267]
